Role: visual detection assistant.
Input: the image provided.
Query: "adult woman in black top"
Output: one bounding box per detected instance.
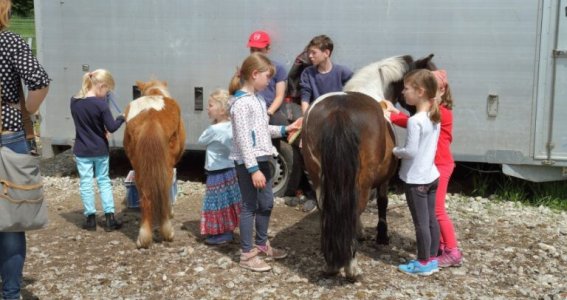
[0,1,50,298]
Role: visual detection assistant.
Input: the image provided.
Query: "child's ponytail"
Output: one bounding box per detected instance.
[75,72,93,99]
[429,98,441,124]
[228,53,275,96]
[228,68,242,96]
[74,69,115,99]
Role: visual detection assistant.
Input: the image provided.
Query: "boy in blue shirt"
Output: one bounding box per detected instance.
[299,35,353,212]
[300,35,353,114]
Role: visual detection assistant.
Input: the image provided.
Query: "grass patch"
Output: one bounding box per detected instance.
[8,16,36,54]
[464,164,567,211]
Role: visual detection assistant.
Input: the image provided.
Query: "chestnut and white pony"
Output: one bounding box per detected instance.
[302,54,436,281]
[123,80,186,248]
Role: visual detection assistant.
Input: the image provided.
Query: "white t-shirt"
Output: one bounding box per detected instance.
[393,111,440,184]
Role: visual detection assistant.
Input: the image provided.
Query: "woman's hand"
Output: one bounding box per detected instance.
[251,170,266,189]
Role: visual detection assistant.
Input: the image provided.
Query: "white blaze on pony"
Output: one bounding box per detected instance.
[126,96,166,122]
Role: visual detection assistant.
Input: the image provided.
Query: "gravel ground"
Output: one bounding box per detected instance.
[17,151,567,299]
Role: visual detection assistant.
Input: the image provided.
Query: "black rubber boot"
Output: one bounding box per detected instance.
[82,214,96,231]
[104,213,122,232]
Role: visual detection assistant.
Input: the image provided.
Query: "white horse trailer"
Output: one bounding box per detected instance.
[35,0,567,184]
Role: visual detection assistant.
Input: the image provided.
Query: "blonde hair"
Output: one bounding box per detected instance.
[0,0,11,30]
[75,69,115,99]
[404,69,440,124]
[209,88,230,117]
[228,52,275,95]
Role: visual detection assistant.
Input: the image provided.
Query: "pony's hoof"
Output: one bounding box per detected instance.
[346,274,364,283]
[375,235,390,245]
[321,269,340,278]
[136,238,152,249]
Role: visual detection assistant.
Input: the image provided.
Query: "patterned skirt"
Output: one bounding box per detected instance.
[200,168,241,235]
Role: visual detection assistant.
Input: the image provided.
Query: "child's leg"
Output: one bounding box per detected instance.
[428,180,441,258]
[75,156,96,216]
[236,164,258,253]
[435,164,458,250]
[255,161,274,247]
[404,183,432,261]
[93,156,115,214]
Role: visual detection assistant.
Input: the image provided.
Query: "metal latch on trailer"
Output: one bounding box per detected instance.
[553,50,567,58]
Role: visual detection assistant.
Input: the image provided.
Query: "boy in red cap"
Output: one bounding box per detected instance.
[247,30,288,126]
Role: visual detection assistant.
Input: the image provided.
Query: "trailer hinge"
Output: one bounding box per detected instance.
[552,49,567,58]
[542,142,556,165]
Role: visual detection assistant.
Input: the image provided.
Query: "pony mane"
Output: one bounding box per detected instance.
[343,55,411,102]
[137,80,171,98]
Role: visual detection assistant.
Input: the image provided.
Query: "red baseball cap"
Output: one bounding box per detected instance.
[247,31,271,48]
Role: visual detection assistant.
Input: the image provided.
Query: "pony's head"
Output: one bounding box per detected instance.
[385,54,436,114]
[136,80,171,98]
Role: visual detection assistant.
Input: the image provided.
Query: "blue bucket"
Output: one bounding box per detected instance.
[124,169,178,209]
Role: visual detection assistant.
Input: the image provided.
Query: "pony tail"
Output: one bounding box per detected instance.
[320,104,360,270]
[75,72,93,99]
[228,68,242,95]
[429,98,441,124]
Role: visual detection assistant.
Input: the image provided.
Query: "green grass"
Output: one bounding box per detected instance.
[469,170,567,211]
[8,16,36,54]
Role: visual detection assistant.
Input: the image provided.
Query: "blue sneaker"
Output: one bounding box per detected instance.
[398,260,439,276]
[205,232,233,245]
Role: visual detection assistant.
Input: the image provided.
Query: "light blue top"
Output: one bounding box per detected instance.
[198,121,235,171]
[393,112,440,184]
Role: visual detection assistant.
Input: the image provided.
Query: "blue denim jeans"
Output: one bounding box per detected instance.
[0,130,29,300]
[75,155,115,216]
[236,161,274,252]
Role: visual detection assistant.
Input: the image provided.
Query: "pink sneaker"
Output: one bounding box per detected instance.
[240,248,271,272]
[256,241,288,260]
[438,248,463,268]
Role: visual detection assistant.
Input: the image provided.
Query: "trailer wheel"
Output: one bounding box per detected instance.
[270,141,300,197]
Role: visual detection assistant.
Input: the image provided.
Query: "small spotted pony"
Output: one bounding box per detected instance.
[123,80,186,248]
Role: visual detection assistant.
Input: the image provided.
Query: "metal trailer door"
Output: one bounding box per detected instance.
[550,0,567,161]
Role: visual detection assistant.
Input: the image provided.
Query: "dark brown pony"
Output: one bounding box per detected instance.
[123,80,186,248]
[301,54,435,281]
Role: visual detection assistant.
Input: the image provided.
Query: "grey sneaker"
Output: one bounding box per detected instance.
[302,199,317,212]
[284,196,299,207]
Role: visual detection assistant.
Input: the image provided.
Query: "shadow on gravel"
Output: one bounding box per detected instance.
[181,220,241,260]
[59,210,87,230]
[59,209,139,242]
[269,205,415,286]
[22,277,39,300]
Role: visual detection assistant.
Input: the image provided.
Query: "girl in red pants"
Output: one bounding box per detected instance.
[386,70,462,267]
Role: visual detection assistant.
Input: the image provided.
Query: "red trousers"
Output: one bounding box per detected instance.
[435,163,459,250]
